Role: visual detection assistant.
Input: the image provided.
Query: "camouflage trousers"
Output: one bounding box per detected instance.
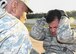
[44,45,74,54]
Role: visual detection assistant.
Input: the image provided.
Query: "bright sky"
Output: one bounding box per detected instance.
[29,0,76,13]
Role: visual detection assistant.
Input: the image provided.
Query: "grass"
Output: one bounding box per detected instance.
[70,24,76,29]
[25,23,34,31]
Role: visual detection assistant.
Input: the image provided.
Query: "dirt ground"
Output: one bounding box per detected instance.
[29,37,45,54]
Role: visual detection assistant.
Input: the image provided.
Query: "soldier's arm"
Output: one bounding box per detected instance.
[57,16,76,44]
[30,17,47,41]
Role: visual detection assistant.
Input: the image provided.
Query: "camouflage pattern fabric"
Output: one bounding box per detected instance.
[30,17,76,54]
[0,9,32,54]
[57,16,76,44]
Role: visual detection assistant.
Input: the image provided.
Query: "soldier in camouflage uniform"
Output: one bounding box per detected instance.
[30,9,76,54]
[0,0,32,54]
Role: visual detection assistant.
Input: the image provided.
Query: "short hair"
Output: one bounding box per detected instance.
[45,9,66,23]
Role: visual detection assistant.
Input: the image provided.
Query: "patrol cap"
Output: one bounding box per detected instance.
[21,0,33,13]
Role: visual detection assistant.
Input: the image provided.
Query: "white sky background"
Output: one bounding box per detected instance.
[29,0,76,13]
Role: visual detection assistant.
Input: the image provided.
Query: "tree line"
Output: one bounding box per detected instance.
[27,10,76,19]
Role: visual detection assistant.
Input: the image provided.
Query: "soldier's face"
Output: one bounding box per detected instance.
[15,2,28,19]
[20,12,27,23]
[49,18,59,36]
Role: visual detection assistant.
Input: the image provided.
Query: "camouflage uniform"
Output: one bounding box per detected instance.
[57,16,76,44]
[30,17,76,54]
[0,6,32,54]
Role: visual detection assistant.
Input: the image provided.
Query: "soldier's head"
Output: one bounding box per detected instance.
[5,0,32,23]
[46,9,66,36]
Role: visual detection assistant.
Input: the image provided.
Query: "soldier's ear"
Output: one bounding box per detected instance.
[11,0,18,13]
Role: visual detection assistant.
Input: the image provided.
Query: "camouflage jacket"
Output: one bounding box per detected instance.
[30,17,76,54]
[57,16,76,44]
[0,9,32,54]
